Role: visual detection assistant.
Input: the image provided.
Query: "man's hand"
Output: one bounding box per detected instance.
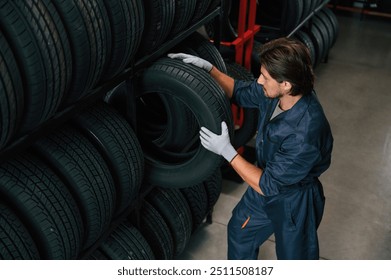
[167,53,213,72]
[199,121,238,162]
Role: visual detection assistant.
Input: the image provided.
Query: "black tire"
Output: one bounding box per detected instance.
[0,0,72,133]
[51,0,111,104]
[294,30,317,68]
[137,0,175,56]
[204,168,223,214]
[146,187,192,256]
[138,57,233,188]
[150,32,227,155]
[99,223,155,260]
[321,7,339,48]
[106,79,199,160]
[0,153,84,259]
[316,10,335,50]
[137,92,199,156]
[169,0,196,36]
[72,102,144,216]
[225,61,258,149]
[0,202,40,260]
[86,249,109,260]
[312,15,330,60]
[190,0,212,23]
[205,0,237,41]
[32,125,116,249]
[180,183,208,232]
[207,0,221,12]
[256,0,283,28]
[301,0,313,21]
[137,201,174,260]
[0,30,23,149]
[185,31,228,74]
[304,21,324,68]
[282,0,304,34]
[309,0,318,13]
[101,0,144,80]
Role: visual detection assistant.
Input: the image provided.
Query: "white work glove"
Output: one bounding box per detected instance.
[199,121,238,163]
[167,53,213,72]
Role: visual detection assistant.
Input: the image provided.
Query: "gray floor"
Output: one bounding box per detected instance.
[177,12,391,260]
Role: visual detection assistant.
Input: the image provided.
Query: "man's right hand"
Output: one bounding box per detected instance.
[167,53,213,72]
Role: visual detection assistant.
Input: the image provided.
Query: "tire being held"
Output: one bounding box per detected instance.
[184,31,228,74]
[138,57,233,188]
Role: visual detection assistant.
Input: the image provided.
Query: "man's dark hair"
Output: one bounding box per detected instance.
[259,37,314,96]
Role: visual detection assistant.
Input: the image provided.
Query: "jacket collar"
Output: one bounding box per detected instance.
[271,92,313,127]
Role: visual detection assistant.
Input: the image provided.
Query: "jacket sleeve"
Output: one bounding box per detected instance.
[233,80,266,109]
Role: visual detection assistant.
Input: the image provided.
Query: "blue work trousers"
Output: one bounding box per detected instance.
[227,182,325,260]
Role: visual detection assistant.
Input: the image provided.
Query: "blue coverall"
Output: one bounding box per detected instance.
[228,80,333,260]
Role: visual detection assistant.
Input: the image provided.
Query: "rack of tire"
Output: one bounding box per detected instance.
[207,0,339,72]
[0,0,233,260]
[264,0,339,69]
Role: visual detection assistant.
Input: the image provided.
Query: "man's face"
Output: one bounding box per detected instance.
[257,66,285,99]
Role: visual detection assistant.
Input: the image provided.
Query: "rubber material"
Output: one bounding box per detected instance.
[73,102,144,216]
[138,57,233,188]
[33,125,116,249]
[0,153,83,259]
[146,187,192,256]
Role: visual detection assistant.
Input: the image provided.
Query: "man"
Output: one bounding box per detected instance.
[168,37,333,260]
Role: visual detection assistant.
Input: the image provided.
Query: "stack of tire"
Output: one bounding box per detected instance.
[204,1,338,72]
[254,0,327,34]
[0,0,229,260]
[0,0,222,152]
[0,0,144,151]
[86,169,222,260]
[0,98,225,260]
[293,6,339,69]
[0,102,144,259]
[136,0,221,57]
[254,0,339,69]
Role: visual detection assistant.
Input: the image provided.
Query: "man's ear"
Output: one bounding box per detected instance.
[282,81,292,93]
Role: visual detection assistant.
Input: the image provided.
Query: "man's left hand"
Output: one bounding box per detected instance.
[199,121,238,163]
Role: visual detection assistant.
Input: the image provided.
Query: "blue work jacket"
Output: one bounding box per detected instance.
[233,80,333,197]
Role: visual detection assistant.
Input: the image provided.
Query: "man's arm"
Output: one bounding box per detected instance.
[229,154,264,195]
[200,121,265,196]
[169,53,265,194]
[209,66,235,99]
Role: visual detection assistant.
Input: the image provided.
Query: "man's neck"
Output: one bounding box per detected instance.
[279,94,303,111]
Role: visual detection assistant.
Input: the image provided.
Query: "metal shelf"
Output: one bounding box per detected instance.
[288,0,331,38]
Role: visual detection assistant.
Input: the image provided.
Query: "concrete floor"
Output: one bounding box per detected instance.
[177,12,391,260]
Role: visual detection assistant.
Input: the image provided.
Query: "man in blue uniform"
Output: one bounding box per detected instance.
[168,37,333,260]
